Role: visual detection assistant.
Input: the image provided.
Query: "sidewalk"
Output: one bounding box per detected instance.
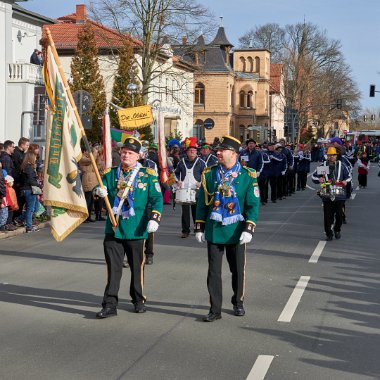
[0,222,49,240]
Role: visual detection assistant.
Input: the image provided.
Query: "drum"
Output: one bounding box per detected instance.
[175,188,197,204]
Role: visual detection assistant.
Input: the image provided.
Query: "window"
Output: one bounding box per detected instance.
[239,91,246,108]
[240,56,246,72]
[194,82,205,105]
[255,57,260,73]
[247,57,253,72]
[247,91,253,109]
[33,93,47,140]
[239,125,245,142]
[193,123,204,140]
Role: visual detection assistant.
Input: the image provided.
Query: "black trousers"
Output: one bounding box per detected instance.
[84,191,94,217]
[358,173,367,187]
[323,201,344,236]
[102,235,145,308]
[287,170,296,194]
[297,172,308,190]
[207,242,246,314]
[181,204,196,233]
[145,232,154,256]
[268,176,278,201]
[258,176,268,203]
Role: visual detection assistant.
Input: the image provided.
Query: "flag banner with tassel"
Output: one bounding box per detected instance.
[43,44,89,241]
[102,110,112,169]
[157,112,169,183]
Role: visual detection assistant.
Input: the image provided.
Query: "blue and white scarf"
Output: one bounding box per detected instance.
[112,164,140,219]
[210,162,245,225]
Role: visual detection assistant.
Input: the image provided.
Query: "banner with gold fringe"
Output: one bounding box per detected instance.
[43,45,89,241]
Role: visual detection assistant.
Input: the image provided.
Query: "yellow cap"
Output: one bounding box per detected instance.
[326,147,337,155]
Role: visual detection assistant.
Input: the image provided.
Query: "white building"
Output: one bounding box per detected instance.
[0,0,55,143]
[46,4,194,141]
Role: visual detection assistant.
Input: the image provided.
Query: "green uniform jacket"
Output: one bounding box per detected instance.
[102,166,163,239]
[196,165,260,244]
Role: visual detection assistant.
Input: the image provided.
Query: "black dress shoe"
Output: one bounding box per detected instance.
[181,232,189,238]
[134,303,146,313]
[145,255,153,265]
[334,231,341,239]
[203,312,222,322]
[326,235,333,241]
[86,218,96,223]
[233,305,245,317]
[96,307,117,319]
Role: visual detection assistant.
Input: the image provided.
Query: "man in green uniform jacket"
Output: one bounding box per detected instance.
[94,137,163,318]
[195,135,260,322]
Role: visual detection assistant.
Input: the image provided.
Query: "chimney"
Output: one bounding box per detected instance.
[76,4,86,24]
[182,36,187,45]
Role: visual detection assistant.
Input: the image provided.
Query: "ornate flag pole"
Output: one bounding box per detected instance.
[45,28,117,227]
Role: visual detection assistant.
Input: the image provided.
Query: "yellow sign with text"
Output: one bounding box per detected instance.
[117,105,153,129]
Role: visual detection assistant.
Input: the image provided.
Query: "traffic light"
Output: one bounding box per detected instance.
[336,99,343,109]
[371,114,375,121]
[370,85,376,97]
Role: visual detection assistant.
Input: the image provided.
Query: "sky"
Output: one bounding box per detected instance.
[22,0,380,113]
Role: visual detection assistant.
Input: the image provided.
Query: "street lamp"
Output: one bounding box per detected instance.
[127,83,138,107]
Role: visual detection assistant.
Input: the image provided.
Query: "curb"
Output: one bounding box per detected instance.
[0,222,49,240]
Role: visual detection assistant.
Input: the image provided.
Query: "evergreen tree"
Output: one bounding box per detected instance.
[70,21,106,142]
[110,41,153,144]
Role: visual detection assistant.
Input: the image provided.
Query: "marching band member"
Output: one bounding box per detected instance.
[195,136,260,322]
[174,137,206,238]
[311,146,351,241]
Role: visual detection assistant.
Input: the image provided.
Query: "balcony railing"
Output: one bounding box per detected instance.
[8,63,44,85]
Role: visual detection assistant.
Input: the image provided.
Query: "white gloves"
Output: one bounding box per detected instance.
[95,186,108,198]
[281,171,286,176]
[147,220,159,233]
[195,232,205,243]
[239,231,253,245]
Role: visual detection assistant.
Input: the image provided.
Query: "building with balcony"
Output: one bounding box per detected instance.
[0,0,55,143]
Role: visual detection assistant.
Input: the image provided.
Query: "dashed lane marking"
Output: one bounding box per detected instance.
[278,276,310,323]
[246,355,274,380]
[351,193,357,200]
[309,241,326,263]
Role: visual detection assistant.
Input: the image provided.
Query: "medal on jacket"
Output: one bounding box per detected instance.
[218,182,232,197]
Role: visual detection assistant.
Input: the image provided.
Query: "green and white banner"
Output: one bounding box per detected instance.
[43,45,88,241]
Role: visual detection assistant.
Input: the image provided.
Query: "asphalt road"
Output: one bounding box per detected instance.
[1,165,379,380]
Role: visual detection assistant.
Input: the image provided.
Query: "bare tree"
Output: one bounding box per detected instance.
[239,23,285,63]
[239,22,361,141]
[89,0,214,104]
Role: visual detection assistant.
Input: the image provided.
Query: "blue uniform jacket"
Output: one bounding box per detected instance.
[239,149,264,174]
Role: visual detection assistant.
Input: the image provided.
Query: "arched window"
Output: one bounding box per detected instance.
[239,91,246,108]
[255,56,260,73]
[194,82,205,105]
[240,56,246,72]
[247,91,253,108]
[247,57,253,72]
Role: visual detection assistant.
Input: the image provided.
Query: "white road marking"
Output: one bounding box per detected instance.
[355,185,360,191]
[351,193,356,200]
[278,276,310,323]
[306,184,316,190]
[309,241,326,263]
[246,355,274,380]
